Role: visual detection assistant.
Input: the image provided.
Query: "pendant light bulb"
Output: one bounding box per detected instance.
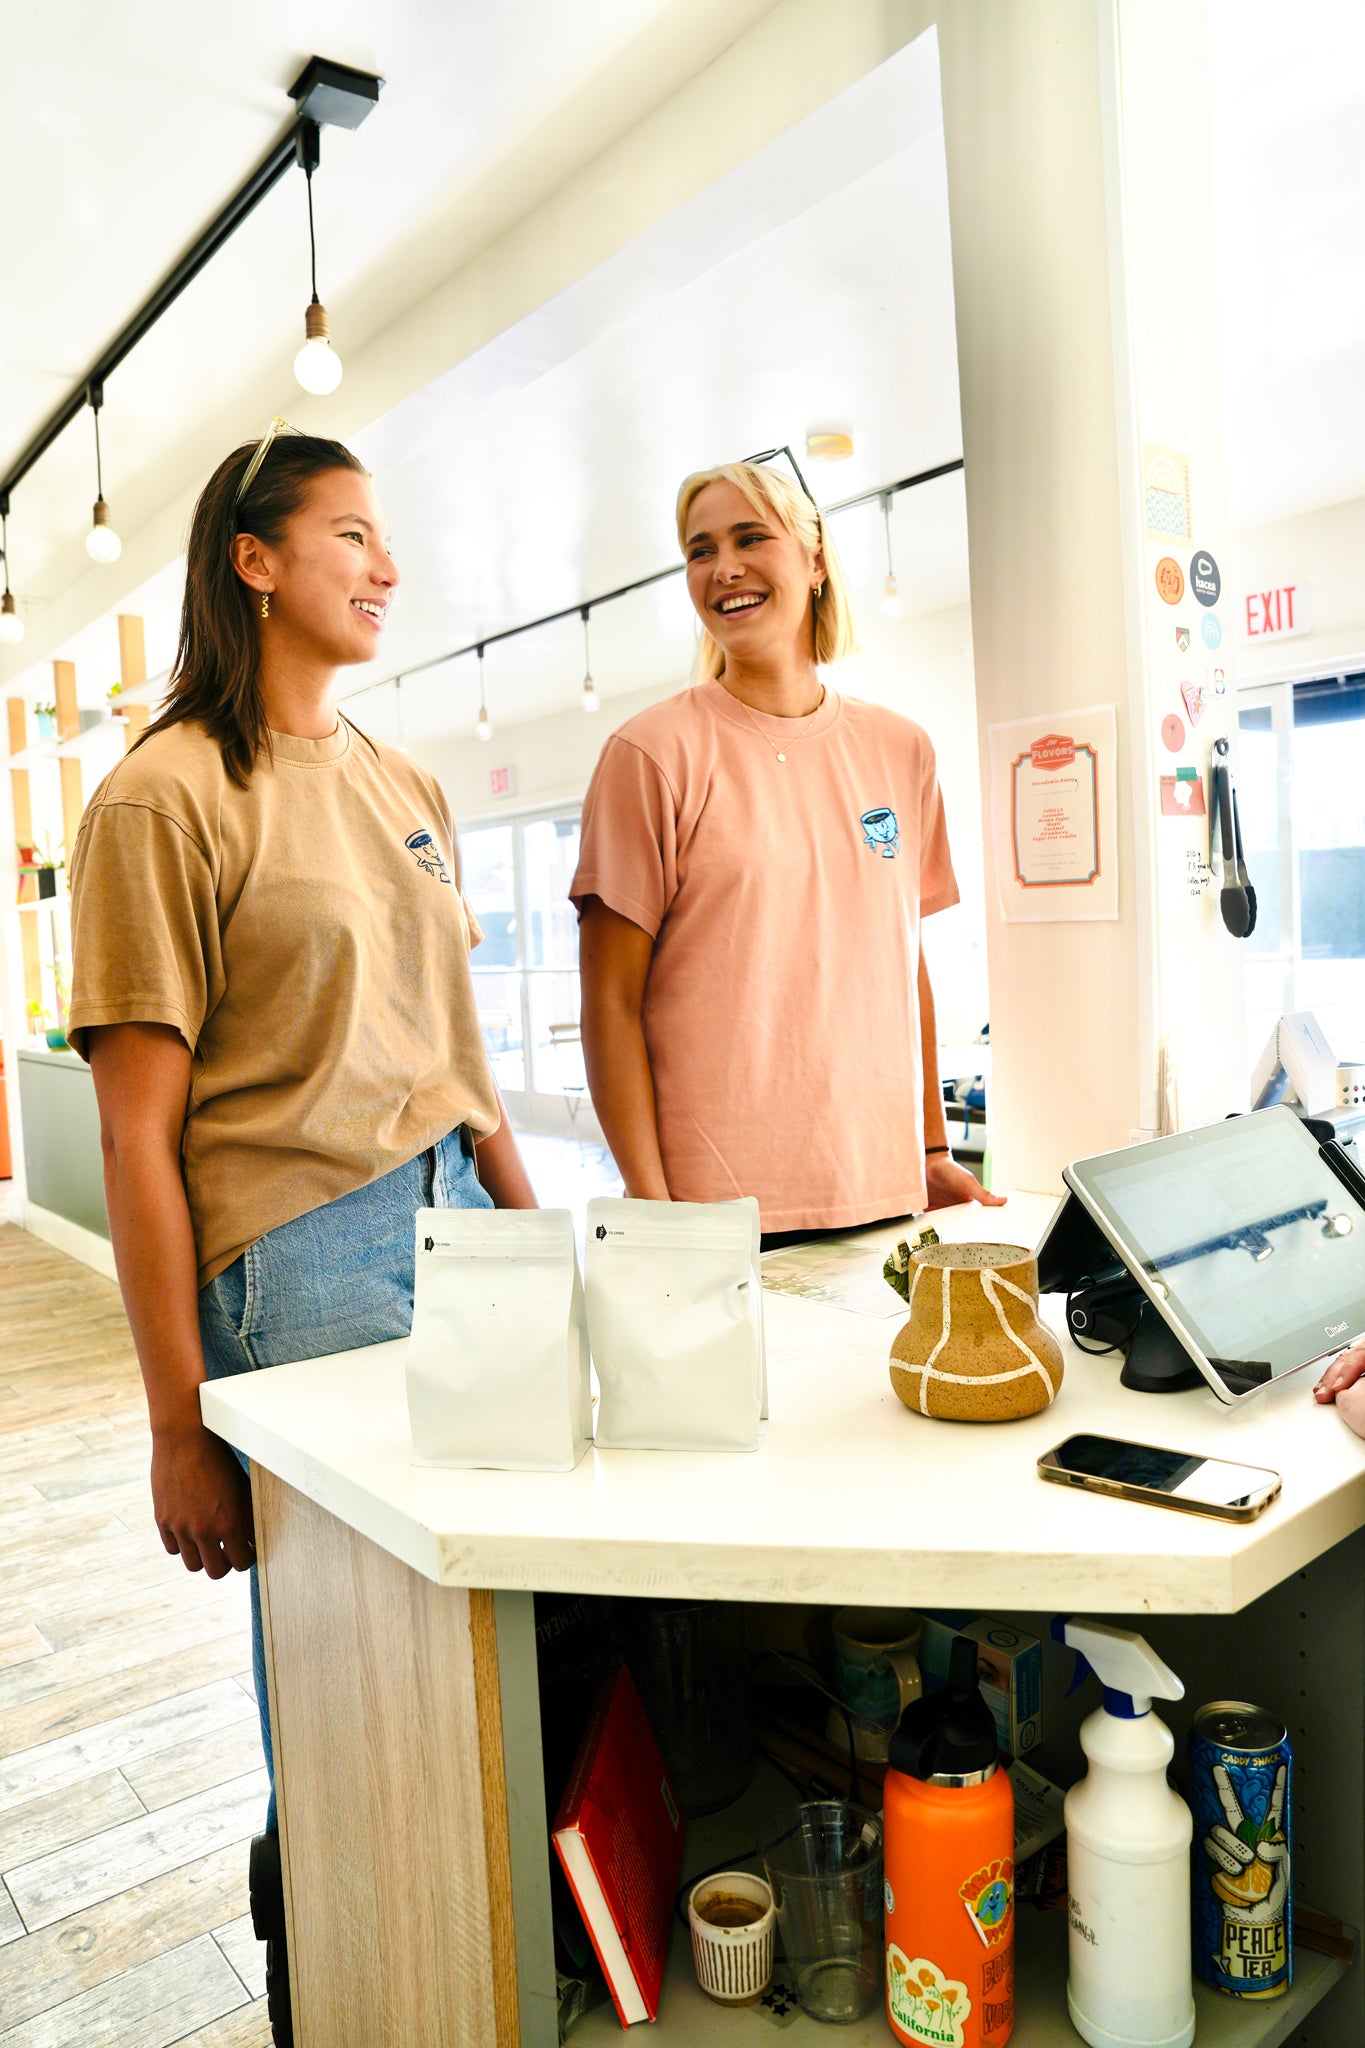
[86,499,122,564]
[580,605,600,712]
[294,301,343,395]
[476,647,493,741]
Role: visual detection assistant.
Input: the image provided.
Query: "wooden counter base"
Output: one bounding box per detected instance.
[255,1467,518,2048]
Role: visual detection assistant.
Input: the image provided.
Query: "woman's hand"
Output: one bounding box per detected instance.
[1314,1341,1365,1403]
[925,1155,1008,1212]
[151,1424,256,1576]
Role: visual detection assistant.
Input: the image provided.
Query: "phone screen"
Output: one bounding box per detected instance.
[1051,1433,1279,1509]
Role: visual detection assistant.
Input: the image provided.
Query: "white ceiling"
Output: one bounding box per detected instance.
[8,4,1365,740]
[1209,0,1365,528]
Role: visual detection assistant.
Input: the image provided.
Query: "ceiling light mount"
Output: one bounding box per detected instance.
[806,429,854,463]
[580,607,600,714]
[85,381,121,564]
[476,645,493,742]
[0,493,22,645]
[879,488,903,621]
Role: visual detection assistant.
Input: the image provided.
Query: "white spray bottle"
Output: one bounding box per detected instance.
[1055,1618,1194,2048]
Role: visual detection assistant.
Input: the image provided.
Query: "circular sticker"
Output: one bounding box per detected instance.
[1201,613,1222,648]
[1155,557,1185,605]
[1162,713,1186,753]
[884,1879,896,1915]
[1212,665,1226,694]
[1189,550,1221,607]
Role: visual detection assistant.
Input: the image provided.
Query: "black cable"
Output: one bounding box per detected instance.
[92,401,104,502]
[1066,1274,1143,1356]
[305,165,319,304]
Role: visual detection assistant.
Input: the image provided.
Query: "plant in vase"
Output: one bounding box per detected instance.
[31,830,61,899]
[107,681,125,719]
[26,1000,50,1046]
[34,700,57,741]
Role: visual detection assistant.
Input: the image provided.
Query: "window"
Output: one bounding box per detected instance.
[461,807,597,1135]
[1237,673,1365,1065]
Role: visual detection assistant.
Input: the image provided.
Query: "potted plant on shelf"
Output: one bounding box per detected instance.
[107,681,125,718]
[27,831,61,899]
[34,700,57,741]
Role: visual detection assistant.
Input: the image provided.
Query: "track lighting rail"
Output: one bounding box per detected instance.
[343,455,965,703]
[0,56,380,509]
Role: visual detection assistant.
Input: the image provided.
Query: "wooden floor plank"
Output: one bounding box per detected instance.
[6,1771,268,1932]
[210,1914,266,2001]
[0,1933,246,2048]
[168,1998,271,2048]
[0,1626,50,1676]
[0,1769,146,1873]
[0,1682,256,1817]
[124,1720,264,1815]
[0,1879,22,1946]
[0,1842,251,2032]
[0,1631,253,1759]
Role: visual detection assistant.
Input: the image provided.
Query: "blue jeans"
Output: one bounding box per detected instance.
[198,1128,493,1833]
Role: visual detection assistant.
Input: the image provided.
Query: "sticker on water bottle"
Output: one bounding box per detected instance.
[885,1879,896,1915]
[886,1951,970,2046]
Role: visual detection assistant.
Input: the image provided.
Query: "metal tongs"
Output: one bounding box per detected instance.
[1209,736,1257,938]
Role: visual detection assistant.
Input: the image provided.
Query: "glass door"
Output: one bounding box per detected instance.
[461,808,599,1136]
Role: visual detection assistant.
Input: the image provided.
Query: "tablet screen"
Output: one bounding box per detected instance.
[1070,1107,1365,1389]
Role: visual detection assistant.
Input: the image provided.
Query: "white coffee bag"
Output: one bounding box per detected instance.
[586,1197,766,1452]
[406,1207,591,1471]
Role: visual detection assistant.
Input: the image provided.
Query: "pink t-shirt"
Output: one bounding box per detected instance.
[571,679,959,1229]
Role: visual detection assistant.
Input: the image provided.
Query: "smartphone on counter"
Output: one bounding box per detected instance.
[1037,1432,1281,1522]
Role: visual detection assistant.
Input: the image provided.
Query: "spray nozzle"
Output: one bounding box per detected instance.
[1052,1615,1183,1720]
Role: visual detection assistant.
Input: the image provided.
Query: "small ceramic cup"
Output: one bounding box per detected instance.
[688,1870,776,2005]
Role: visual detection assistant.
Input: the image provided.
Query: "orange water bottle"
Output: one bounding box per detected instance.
[884,1635,1015,2047]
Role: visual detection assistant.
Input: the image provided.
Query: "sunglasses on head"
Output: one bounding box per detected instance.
[234,416,303,508]
[742,444,822,527]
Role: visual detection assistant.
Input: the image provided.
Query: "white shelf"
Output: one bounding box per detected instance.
[16,895,66,913]
[8,741,58,770]
[573,1765,1351,2046]
[109,666,170,709]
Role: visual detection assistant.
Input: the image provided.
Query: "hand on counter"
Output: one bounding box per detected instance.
[1315,1342,1365,1441]
[924,1155,1008,1212]
[151,1424,257,1577]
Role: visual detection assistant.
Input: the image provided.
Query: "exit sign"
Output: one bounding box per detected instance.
[1242,583,1310,642]
[489,765,517,799]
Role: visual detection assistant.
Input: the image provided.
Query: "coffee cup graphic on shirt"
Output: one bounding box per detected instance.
[860,807,900,858]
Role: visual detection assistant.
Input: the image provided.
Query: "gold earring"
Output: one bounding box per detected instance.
[261,592,270,620]
[813,581,824,600]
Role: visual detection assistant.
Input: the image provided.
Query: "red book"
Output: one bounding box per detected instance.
[552,1664,686,2025]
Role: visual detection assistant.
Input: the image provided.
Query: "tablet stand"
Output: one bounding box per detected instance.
[1037,1191,1203,1395]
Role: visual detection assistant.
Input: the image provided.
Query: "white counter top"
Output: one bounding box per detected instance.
[200,1193,1365,1613]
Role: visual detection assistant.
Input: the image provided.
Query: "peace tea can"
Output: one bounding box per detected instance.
[1189,1702,1292,1998]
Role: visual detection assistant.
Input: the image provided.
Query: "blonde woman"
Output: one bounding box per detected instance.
[572,450,1001,1243]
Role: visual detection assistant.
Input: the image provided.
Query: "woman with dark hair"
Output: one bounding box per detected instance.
[67,422,533,2045]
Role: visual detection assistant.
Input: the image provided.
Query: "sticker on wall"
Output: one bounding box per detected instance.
[1161,713,1186,752]
[1175,626,1190,652]
[1211,666,1226,695]
[1189,551,1221,607]
[1143,442,1193,541]
[1202,613,1222,648]
[1155,557,1185,606]
[1180,679,1208,727]
[1162,774,1207,817]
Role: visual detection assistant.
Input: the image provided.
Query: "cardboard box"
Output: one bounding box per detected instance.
[917,1613,1043,1757]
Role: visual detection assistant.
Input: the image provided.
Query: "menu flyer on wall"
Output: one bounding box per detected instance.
[760,1238,905,1318]
[986,705,1119,923]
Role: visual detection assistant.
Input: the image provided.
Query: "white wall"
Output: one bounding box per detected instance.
[1233,494,1365,685]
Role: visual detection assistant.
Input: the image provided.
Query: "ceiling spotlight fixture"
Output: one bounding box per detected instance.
[806,430,854,463]
[85,383,121,564]
[475,645,493,742]
[0,497,23,644]
[879,489,904,622]
[293,120,343,396]
[580,607,600,714]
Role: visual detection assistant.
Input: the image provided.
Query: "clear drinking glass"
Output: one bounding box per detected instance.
[758,1801,884,2023]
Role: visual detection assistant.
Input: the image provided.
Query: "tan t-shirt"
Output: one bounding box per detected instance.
[67,716,499,1286]
[570,679,958,1230]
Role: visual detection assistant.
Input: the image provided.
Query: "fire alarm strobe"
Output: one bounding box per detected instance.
[289,56,384,129]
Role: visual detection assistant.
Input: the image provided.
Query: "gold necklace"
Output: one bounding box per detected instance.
[731,685,826,764]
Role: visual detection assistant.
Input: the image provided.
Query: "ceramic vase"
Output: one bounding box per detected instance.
[889,1241,1064,1422]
